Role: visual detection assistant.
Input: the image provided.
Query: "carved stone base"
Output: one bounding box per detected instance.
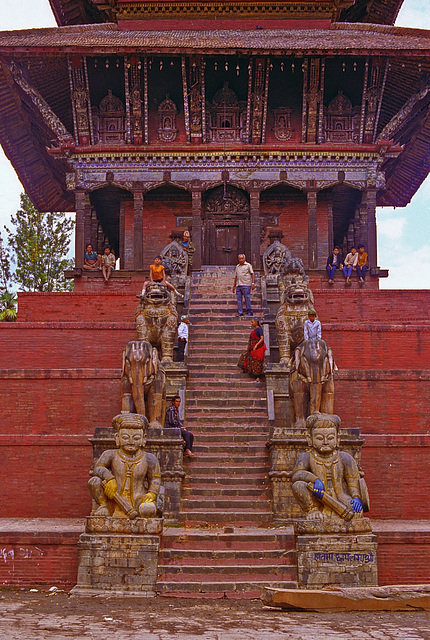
[72,522,161,596]
[85,516,163,535]
[295,530,378,589]
[294,517,372,535]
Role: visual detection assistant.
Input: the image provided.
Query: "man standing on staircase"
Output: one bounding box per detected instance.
[232,254,255,317]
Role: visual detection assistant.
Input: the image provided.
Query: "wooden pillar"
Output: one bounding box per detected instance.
[191,184,202,270]
[249,185,261,269]
[84,193,92,249]
[133,187,144,270]
[119,202,125,269]
[75,190,86,268]
[306,187,318,269]
[365,188,378,269]
[327,199,334,255]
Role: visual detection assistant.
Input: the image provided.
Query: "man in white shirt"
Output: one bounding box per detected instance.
[304,309,322,341]
[232,254,255,317]
[177,315,189,361]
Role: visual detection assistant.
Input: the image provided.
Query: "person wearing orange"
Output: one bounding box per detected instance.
[141,256,181,297]
[357,244,368,285]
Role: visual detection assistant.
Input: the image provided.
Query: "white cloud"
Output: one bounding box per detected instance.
[380,244,430,289]
[396,1,430,29]
[377,215,407,241]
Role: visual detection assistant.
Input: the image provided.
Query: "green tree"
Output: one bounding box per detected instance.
[6,193,74,292]
[0,233,16,321]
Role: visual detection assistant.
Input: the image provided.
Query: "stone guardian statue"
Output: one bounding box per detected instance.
[88,413,162,519]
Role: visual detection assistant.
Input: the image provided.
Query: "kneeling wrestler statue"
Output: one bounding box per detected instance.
[89,413,161,519]
[292,413,367,522]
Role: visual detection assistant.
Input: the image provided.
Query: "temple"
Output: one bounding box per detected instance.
[0,0,429,595]
[0,0,428,279]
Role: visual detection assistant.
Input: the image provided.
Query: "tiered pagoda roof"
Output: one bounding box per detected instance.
[48,0,403,27]
[0,0,428,213]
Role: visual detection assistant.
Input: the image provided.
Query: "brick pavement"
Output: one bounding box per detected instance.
[0,590,429,640]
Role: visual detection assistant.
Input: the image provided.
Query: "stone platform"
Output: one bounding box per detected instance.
[0,519,428,596]
[72,517,163,597]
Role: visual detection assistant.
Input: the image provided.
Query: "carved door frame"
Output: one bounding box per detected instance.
[202,185,251,265]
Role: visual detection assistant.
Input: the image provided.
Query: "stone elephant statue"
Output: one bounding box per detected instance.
[289,339,335,428]
[135,283,178,363]
[121,340,166,428]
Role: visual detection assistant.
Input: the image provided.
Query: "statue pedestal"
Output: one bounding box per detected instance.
[294,519,377,589]
[72,517,163,597]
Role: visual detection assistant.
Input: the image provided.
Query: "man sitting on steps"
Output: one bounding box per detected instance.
[165,395,195,458]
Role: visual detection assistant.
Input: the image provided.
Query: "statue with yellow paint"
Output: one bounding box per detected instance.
[88,413,161,519]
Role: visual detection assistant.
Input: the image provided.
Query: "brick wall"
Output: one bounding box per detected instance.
[0,524,427,589]
[375,528,430,585]
[0,528,80,589]
[0,286,428,584]
[0,439,93,518]
[17,289,430,323]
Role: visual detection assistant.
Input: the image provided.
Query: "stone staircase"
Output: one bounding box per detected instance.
[157,267,297,598]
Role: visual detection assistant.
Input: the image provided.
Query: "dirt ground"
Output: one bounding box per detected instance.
[0,589,429,640]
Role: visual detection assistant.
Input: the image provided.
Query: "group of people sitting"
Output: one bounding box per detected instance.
[326,245,368,285]
[83,244,116,283]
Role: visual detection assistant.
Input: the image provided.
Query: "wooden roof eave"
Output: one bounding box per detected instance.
[0,65,74,212]
[1,23,430,58]
[379,104,430,207]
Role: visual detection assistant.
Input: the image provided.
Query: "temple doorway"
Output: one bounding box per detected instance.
[202,185,250,265]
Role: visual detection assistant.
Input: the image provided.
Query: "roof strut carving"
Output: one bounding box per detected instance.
[8,60,74,145]
[378,80,430,141]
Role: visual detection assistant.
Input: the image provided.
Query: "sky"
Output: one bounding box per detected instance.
[0,0,429,288]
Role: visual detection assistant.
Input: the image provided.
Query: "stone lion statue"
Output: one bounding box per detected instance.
[121,340,166,428]
[135,283,179,364]
[275,276,315,363]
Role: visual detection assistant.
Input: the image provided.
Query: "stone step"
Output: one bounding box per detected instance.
[186,398,266,409]
[185,436,268,447]
[186,417,267,427]
[155,579,297,599]
[192,443,267,454]
[189,335,260,342]
[184,456,268,468]
[186,408,266,417]
[181,422,269,432]
[184,464,268,476]
[162,527,294,549]
[181,497,271,510]
[157,564,294,581]
[188,342,252,350]
[160,548,292,564]
[182,474,268,486]
[189,315,263,323]
[180,509,273,526]
[187,384,268,394]
[187,390,266,400]
[187,368,268,378]
[182,484,270,497]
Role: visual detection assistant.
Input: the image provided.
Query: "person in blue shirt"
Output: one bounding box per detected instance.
[304,309,322,341]
[83,244,101,271]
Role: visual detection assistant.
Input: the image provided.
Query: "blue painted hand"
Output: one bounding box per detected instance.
[350,496,363,513]
[312,478,325,499]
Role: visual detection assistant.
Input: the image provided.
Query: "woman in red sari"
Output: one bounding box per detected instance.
[237,319,267,382]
